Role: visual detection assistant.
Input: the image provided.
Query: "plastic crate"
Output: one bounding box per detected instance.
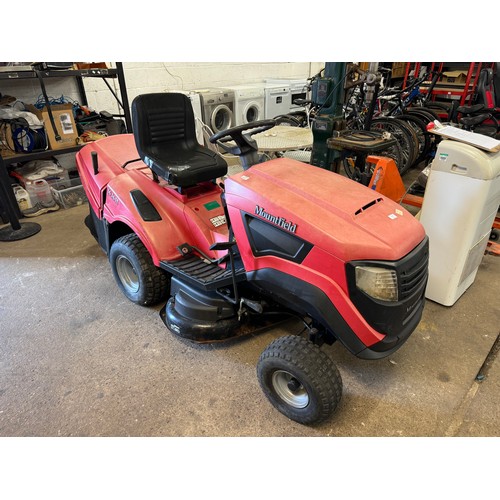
[50,177,88,209]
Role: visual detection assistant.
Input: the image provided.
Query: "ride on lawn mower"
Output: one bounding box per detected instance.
[76,92,429,425]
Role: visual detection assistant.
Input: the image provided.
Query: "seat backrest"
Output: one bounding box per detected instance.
[494,62,500,107]
[132,92,197,155]
[477,68,496,109]
[131,93,228,188]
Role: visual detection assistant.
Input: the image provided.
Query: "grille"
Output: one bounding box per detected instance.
[399,238,429,300]
[345,236,429,341]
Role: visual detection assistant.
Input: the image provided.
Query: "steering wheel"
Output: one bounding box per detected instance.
[209,119,276,157]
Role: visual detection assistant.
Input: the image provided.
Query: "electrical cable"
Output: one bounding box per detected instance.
[11,125,47,153]
[161,64,184,89]
[1,116,48,153]
[34,94,82,117]
[338,130,382,142]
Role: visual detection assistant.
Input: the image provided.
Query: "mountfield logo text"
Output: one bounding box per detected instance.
[255,206,297,233]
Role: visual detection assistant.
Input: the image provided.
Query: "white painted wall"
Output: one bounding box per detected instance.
[1,62,324,116]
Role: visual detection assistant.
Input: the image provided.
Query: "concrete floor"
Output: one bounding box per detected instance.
[0,174,499,438]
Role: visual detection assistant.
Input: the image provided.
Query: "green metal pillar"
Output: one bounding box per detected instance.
[310,62,347,170]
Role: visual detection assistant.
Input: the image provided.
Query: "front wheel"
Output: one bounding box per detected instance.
[257,335,342,425]
[109,233,169,306]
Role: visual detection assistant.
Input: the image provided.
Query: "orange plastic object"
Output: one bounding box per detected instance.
[366,155,406,202]
[401,193,423,208]
[486,240,500,256]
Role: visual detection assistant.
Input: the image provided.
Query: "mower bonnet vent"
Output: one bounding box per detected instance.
[355,198,383,216]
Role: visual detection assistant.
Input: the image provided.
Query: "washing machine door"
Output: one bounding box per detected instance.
[243,101,262,124]
[210,104,233,133]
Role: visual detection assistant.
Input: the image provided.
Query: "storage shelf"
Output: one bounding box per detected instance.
[402,62,490,106]
[1,63,131,225]
[0,68,118,80]
[419,86,476,101]
[1,145,84,165]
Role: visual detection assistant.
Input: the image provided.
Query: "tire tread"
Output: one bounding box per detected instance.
[257,335,342,425]
[111,233,169,306]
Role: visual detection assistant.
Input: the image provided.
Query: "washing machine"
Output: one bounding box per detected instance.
[265,78,309,113]
[225,84,265,126]
[168,89,204,145]
[194,88,234,134]
[263,83,291,119]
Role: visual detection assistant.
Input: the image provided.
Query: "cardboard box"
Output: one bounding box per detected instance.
[74,62,108,70]
[26,104,78,150]
[391,62,406,78]
[440,71,468,85]
[0,123,16,157]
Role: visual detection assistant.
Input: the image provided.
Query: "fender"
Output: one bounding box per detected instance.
[76,135,137,218]
[103,171,191,264]
[102,169,230,265]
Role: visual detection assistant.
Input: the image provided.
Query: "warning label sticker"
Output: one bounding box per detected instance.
[210,215,226,227]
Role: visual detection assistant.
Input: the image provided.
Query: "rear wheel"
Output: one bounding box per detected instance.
[406,108,440,162]
[273,114,303,127]
[397,113,431,165]
[422,102,452,120]
[257,335,342,425]
[407,106,441,122]
[370,117,418,174]
[341,132,404,180]
[109,233,169,306]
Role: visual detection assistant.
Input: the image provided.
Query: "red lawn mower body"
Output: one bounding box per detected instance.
[76,133,428,360]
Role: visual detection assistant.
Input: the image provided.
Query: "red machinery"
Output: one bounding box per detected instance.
[76,93,428,424]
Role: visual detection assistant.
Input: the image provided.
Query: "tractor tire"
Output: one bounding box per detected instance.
[109,233,169,306]
[257,335,342,425]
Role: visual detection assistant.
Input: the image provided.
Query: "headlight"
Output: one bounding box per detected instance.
[355,266,398,302]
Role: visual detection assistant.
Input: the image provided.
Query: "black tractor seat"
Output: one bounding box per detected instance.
[460,113,492,127]
[132,93,227,188]
[457,103,485,115]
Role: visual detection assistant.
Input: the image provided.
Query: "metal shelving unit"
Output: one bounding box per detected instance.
[402,62,489,106]
[0,62,132,131]
[0,62,131,231]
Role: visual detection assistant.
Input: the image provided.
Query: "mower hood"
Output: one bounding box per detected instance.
[224,158,426,262]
